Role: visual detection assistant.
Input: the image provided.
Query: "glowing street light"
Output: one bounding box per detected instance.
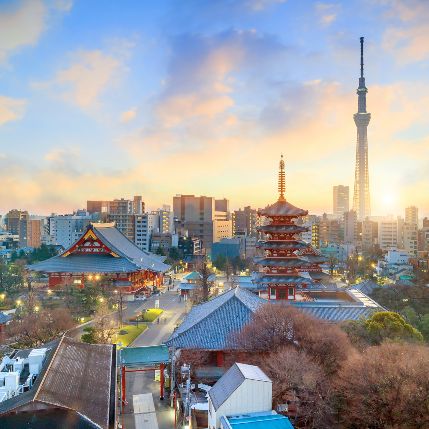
[16,299,22,306]
[34,306,40,312]
[0,293,5,300]
[47,289,52,295]
[95,274,101,281]
[99,297,104,303]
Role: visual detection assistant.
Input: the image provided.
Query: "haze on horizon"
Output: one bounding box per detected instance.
[0,0,428,217]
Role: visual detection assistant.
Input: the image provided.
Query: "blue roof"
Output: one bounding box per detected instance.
[0,312,11,324]
[221,412,294,429]
[27,254,140,273]
[183,271,202,281]
[120,345,169,367]
[166,287,265,350]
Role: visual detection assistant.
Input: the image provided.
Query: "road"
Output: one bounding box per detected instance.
[120,281,186,429]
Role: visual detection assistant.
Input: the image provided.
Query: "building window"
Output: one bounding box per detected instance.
[270,288,276,299]
[288,287,294,299]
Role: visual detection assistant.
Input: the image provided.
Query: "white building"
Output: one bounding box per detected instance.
[213,219,233,243]
[386,249,409,265]
[208,363,272,429]
[378,218,398,250]
[48,212,91,249]
[134,213,160,252]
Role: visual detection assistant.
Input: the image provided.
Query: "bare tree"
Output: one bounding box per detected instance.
[336,342,429,429]
[6,308,74,348]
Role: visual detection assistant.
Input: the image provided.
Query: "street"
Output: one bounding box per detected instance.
[120,282,186,429]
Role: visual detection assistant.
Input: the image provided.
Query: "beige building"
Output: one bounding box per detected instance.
[173,195,229,250]
[378,217,398,250]
[333,185,349,218]
[405,206,418,226]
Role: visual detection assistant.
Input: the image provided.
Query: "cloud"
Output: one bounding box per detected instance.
[120,108,137,123]
[315,2,339,27]
[34,48,129,110]
[381,0,429,63]
[246,0,287,12]
[0,0,47,64]
[53,0,74,12]
[0,96,27,125]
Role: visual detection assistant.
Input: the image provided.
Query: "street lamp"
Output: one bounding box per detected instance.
[0,293,5,301]
[34,305,40,312]
[16,299,22,306]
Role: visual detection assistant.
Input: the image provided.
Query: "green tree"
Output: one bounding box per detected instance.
[365,311,423,344]
[213,254,227,271]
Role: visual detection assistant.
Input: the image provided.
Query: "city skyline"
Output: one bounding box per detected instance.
[0,1,428,216]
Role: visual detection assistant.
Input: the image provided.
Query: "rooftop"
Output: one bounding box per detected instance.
[221,411,294,429]
[208,363,271,411]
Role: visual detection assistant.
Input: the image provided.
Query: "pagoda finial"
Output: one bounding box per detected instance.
[278,154,286,202]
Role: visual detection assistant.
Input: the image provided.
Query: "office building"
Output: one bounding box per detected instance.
[333,185,349,218]
[232,206,259,237]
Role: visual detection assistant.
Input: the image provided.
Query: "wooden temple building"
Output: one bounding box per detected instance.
[28,223,170,294]
[256,155,330,300]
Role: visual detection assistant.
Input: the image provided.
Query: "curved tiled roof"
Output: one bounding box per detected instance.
[166,287,264,350]
[257,275,313,285]
[257,240,309,249]
[28,254,140,273]
[258,224,307,234]
[258,200,308,217]
[255,258,312,268]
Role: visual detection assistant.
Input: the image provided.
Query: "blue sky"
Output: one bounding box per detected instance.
[0,0,428,216]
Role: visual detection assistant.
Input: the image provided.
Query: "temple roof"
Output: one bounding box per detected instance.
[259,200,308,218]
[257,240,309,249]
[165,287,265,350]
[27,254,140,274]
[258,224,307,233]
[255,258,312,268]
[257,274,313,285]
[28,223,170,274]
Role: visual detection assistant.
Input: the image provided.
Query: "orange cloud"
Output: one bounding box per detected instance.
[0,96,27,125]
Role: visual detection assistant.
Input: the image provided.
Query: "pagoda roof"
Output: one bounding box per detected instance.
[28,223,170,274]
[259,200,308,217]
[255,257,312,268]
[256,274,313,285]
[257,240,309,249]
[301,254,327,264]
[165,287,264,350]
[306,271,331,281]
[258,224,307,233]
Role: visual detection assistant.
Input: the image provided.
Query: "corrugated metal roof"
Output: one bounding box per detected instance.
[0,337,115,429]
[35,337,114,429]
[166,287,264,350]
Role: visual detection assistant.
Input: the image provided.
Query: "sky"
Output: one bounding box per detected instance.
[0,0,428,217]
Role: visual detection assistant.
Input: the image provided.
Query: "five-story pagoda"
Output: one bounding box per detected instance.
[255,156,328,300]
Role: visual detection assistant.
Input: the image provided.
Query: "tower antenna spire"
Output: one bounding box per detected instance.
[360,36,364,78]
[278,154,286,202]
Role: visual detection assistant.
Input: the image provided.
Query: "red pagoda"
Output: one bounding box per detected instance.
[256,156,329,300]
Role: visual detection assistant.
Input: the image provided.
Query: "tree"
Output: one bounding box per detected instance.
[263,347,334,429]
[364,311,423,344]
[234,303,353,376]
[155,246,166,256]
[6,308,74,348]
[213,254,227,271]
[193,257,213,303]
[81,302,117,344]
[336,343,429,429]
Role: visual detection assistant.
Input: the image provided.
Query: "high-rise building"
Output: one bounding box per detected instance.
[48,212,92,249]
[232,206,259,237]
[319,215,342,245]
[344,210,358,245]
[378,217,397,250]
[352,37,371,220]
[402,223,418,256]
[134,213,159,252]
[405,206,418,226]
[333,185,349,218]
[361,218,377,250]
[173,195,229,250]
[27,219,42,248]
